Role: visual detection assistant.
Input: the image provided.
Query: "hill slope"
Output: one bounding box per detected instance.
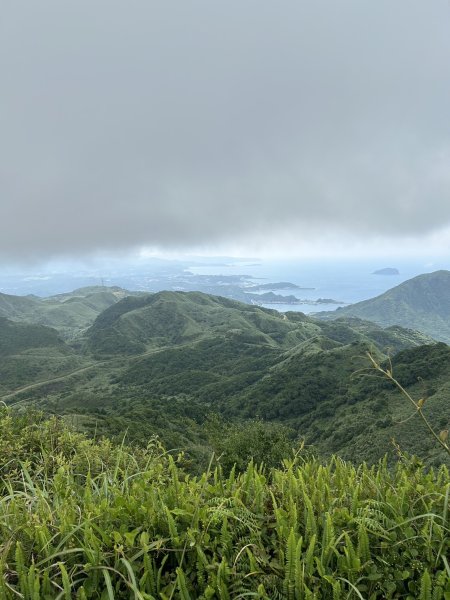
[2,289,440,465]
[317,270,450,342]
[85,291,320,355]
[0,286,128,338]
[85,290,432,357]
[0,317,86,392]
[0,316,66,355]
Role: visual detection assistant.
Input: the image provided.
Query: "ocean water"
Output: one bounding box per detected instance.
[1,257,448,313]
[188,258,450,314]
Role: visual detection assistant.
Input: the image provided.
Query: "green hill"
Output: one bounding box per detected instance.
[0,286,128,339]
[0,316,66,355]
[2,290,450,597]
[318,270,450,342]
[0,291,41,319]
[86,290,432,357]
[0,317,86,392]
[230,340,450,467]
[85,291,320,356]
[2,289,442,466]
[303,342,450,466]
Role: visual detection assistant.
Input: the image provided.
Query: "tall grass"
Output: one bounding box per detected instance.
[0,409,449,599]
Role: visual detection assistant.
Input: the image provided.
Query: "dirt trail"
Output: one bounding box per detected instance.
[1,362,108,402]
[0,343,195,404]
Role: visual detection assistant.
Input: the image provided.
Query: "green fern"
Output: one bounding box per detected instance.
[420,569,432,600]
[176,567,192,600]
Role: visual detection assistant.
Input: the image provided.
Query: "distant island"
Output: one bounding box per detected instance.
[247,292,344,306]
[247,281,315,291]
[315,298,345,304]
[251,292,301,304]
[372,267,399,275]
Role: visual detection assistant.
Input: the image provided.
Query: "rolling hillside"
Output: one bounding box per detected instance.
[85,291,321,355]
[0,317,86,392]
[85,290,432,356]
[0,286,128,338]
[2,289,445,466]
[0,316,65,355]
[317,270,450,342]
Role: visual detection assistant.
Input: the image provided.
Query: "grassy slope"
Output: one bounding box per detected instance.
[0,292,40,319]
[0,316,66,355]
[3,290,444,466]
[86,291,433,356]
[0,286,127,339]
[0,317,87,392]
[1,410,449,599]
[85,291,319,356]
[317,270,450,342]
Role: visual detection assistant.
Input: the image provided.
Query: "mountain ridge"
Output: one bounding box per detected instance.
[0,286,131,339]
[1,287,442,466]
[317,269,450,342]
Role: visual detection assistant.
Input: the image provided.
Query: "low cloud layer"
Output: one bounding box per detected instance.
[1,0,450,261]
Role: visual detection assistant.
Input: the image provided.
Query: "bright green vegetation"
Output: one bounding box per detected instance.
[1,409,449,599]
[2,290,447,467]
[318,270,450,343]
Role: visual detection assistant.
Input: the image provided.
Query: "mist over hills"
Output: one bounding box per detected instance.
[318,270,450,342]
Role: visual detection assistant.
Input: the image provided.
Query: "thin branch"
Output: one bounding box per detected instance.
[367,352,450,457]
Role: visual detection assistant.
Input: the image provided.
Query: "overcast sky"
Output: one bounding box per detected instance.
[1,0,450,263]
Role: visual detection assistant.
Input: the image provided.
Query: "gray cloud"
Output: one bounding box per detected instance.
[1,0,450,261]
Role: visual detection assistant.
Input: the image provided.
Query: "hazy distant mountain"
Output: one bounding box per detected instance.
[318,270,450,343]
[372,267,399,275]
[0,286,128,338]
[0,292,40,320]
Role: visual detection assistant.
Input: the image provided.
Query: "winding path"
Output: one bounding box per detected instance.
[0,341,202,405]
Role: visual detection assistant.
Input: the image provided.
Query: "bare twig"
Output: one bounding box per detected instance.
[367,352,450,457]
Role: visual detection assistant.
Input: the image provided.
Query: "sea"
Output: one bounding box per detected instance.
[187,258,450,314]
[1,257,449,315]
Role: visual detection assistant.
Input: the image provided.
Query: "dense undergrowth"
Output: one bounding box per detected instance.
[0,409,449,599]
